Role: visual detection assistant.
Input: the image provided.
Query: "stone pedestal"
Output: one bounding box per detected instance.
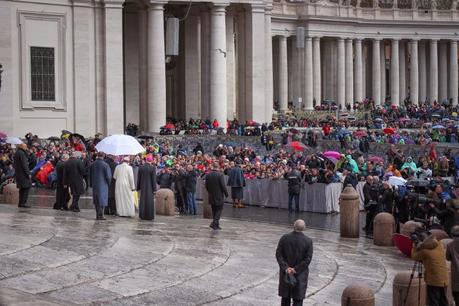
[201,185,212,219]
[400,221,422,237]
[373,212,395,246]
[393,272,426,306]
[339,185,360,238]
[341,284,375,306]
[3,184,19,205]
[155,189,175,216]
[429,229,449,241]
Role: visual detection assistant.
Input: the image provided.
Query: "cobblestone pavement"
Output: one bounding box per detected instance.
[0,204,411,306]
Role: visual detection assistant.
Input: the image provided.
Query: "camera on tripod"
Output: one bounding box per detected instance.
[409,227,431,245]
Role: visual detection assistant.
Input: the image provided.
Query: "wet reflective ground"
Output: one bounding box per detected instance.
[0,203,411,306]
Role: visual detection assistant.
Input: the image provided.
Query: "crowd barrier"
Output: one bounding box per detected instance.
[195,177,345,213]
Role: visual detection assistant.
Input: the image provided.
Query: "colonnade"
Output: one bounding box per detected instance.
[275,35,459,110]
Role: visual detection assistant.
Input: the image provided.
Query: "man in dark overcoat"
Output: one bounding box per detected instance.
[284,166,302,213]
[53,153,69,210]
[104,155,117,215]
[205,162,228,230]
[227,161,246,208]
[63,152,85,212]
[276,219,313,306]
[90,152,112,220]
[136,154,156,220]
[13,143,32,208]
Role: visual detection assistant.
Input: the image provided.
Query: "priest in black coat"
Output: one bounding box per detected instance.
[13,143,32,208]
[136,155,156,220]
[204,162,228,230]
[53,153,70,210]
[63,152,85,212]
[276,219,313,306]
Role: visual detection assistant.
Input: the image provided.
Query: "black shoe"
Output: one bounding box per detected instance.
[73,208,80,212]
[18,204,31,208]
[216,225,222,230]
[209,224,217,230]
[96,216,106,220]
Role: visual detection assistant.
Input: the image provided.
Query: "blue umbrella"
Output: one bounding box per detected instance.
[432,125,446,129]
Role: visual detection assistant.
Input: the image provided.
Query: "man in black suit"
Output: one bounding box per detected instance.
[276,219,313,306]
[53,153,70,210]
[63,152,85,212]
[205,162,228,230]
[13,143,31,208]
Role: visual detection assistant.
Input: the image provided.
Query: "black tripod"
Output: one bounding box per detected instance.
[402,261,423,306]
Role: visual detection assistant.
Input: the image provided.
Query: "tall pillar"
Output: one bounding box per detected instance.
[354,38,363,103]
[345,38,354,107]
[245,4,265,123]
[312,37,321,106]
[391,39,400,106]
[209,4,227,128]
[399,41,406,102]
[305,37,313,110]
[429,39,438,103]
[372,39,381,105]
[337,38,345,109]
[380,41,386,103]
[138,9,148,130]
[438,41,447,102]
[185,13,201,120]
[290,37,298,107]
[410,40,419,105]
[278,36,289,112]
[104,0,124,134]
[264,7,274,122]
[226,13,235,120]
[147,3,166,132]
[200,8,210,119]
[419,41,427,103]
[450,40,458,105]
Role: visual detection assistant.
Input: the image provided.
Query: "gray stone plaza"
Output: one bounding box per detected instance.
[0,204,412,306]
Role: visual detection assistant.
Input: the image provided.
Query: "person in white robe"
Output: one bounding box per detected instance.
[113,157,135,217]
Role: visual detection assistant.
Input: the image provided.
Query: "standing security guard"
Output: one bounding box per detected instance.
[284,166,302,213]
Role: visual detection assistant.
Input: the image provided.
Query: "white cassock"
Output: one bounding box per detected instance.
[113,162,135,217]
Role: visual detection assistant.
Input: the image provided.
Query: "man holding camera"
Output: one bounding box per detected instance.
[446,226,459,306]
[411,231,449,306]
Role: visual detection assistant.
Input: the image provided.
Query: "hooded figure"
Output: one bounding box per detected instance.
[346,155,359,174]
[401,157,417,172]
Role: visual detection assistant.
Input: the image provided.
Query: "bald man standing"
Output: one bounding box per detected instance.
[276,219,313,306]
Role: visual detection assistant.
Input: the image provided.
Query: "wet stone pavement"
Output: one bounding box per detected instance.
[0,203,412,306]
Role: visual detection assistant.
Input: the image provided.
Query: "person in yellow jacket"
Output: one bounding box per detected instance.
[411,231,449,306]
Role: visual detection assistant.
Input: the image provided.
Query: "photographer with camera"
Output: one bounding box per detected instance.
[446,226,459,306]
[411,230,449,306]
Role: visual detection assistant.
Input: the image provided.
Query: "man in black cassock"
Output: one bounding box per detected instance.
[104,155,117,215]
[13,143,31,208]
[205,162,228,230]
[136,155,156,220]
[53,153,70,210]
[276,219,313,306]
[63,152,85,212]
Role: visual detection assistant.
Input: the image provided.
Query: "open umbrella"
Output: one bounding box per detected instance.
[0,132,7,141]
[393,234,413,257]
[323,151,341,159]
[388,176,407,187]
[383,128,396,135]
[367,156,384,163]
[287,141,308,151]
[47,136,60,141]
[95,134,145,156]
[6,137,23,145]
[432,125,445,129]
[353,130,367,138]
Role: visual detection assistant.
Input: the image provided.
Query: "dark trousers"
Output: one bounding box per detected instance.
[426,285,448,306]
[211,205,223,226]
[288,193,300,213]
[453,291,459,306]
[281,297,303,306]
[54,187,69,209]
[70,194,80,210]
[364,205,378,234]
[18,188,30,206]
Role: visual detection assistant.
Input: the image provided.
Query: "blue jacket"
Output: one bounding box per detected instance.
[90,159,112,207]
[227,166,245,188]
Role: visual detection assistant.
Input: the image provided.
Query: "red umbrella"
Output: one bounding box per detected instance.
[383,127,396,135]
[287,141,307,151]
[353,130,367,138]
[367,156,384,163]
[393,234,413,257]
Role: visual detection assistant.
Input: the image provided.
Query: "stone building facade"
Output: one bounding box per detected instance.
[0,0,458,136]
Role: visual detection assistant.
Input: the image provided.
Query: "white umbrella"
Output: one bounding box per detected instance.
[95,134,145,156]
[6,137,23,145]
[388,176,407,187]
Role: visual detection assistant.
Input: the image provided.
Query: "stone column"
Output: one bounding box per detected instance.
[345,38,354,107]
[354,38,363,104]
[305,37,313,110]
[372,39,381,106]
[209,4,227,128]
[399,41,406,102]
[147,3,166,132]
[313,37,321,106]
[138,9,148,130]
[226,13,235,120]
[290,37,298,107]
[200,8,210,120]
[104,0,124,134]
[245,4,265,123]
[264,7,273,122]
[337,38,346,109]
[419,41,427,103]
[380,41,386,103]
[185,13,201,120]
[450,40,458,105]
[391,39,400,106]
[429,39,438,103]
[438,41,447,102]
[410,40,419,105]
[278,35,289,112]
